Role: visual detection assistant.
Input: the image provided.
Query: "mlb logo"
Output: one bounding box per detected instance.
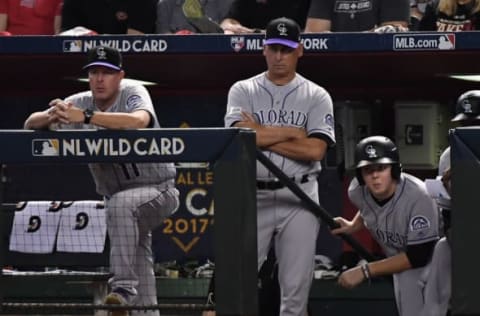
[231,36,245,52]
[63,40,83,52]
[32,139,59,156]
[438,34,455,50]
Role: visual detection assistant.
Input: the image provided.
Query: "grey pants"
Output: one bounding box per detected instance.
[106,186,179,316]
[257,181,320,316]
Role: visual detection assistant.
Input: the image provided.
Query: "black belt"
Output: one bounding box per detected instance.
[257,174,313,191]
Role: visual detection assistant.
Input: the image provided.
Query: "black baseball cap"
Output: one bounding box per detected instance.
[264,17,301,49]
[83,45,122,71]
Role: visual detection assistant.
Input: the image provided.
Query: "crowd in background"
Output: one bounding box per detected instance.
[1,0,480,36]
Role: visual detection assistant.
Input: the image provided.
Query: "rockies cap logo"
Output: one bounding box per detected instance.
[462,99,473,113]
[365,145,378,158]
[96,47,107,60]
[277,23,288,36]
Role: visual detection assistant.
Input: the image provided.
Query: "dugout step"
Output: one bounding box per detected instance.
[0,276,396,315]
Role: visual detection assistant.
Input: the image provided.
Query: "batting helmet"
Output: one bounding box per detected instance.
[452,90,480,122]
[354,136,401,185]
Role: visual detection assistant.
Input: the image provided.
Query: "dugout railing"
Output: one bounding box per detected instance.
[0,128,258,316]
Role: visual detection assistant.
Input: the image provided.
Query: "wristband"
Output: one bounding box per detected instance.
[361,263,371,281]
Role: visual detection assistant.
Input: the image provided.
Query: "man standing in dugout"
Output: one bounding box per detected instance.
[24,45,179,316]
[224,17,336,316]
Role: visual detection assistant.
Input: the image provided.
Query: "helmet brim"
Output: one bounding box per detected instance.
[451,113,480,122]
[356,158,397,168]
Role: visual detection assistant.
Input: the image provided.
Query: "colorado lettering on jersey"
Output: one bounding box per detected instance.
[60,137,185,157]
[255,109,307,127]
[375,229,407,249]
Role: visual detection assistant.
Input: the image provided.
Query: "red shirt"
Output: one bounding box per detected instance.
[0,0,62,35]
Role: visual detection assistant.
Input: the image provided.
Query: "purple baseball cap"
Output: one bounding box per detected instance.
[264,17,301,49]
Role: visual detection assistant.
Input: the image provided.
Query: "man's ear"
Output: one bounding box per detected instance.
[297,44,304,58]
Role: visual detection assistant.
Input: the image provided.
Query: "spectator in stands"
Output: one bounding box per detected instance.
[61,0,157,34]
[409,0,431,30]
[220,0,311,34]
[156,0,227,34]
[419,0,480,31]
[0,0,62,35]
[304,0,410,32]
[24,45,179,316]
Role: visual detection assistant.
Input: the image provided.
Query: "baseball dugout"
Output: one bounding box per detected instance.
[0,128,257,316]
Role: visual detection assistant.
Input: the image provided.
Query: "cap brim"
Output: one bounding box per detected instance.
[264,38,299,49]
[83,62,121,71]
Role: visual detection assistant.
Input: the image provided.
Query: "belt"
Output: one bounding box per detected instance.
[257,174,314,191]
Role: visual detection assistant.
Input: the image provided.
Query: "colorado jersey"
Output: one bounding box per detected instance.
[224,72,335,179]
[57,80,176,196]
[348,173,439,257]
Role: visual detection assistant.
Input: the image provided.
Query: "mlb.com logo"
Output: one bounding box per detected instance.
[393,33,455,51]
[32,139,60,156]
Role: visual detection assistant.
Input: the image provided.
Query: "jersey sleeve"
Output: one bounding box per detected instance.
[307,86,335,146]
[224,80,251,127]
[155,0,173,33]
[122,84,155,114]
[307,0,333,20]
[407,191,440,245]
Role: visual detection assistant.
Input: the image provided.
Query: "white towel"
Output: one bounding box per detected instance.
[9,201,62,254]
[56,201,107,253]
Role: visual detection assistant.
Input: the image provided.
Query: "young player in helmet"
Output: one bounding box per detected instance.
[331,135,440,316]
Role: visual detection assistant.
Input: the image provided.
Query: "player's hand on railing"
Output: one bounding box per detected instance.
[48,98,84,124]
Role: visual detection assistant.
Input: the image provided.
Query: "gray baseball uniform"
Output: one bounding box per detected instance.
[58,80,179,316]
[225,72,335,316]
[348,173,440,316]
[419,146,451,316]
[419,237,451,316]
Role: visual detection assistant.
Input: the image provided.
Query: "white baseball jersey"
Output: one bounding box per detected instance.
[224,72,335,179]
[58,81,176,197]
